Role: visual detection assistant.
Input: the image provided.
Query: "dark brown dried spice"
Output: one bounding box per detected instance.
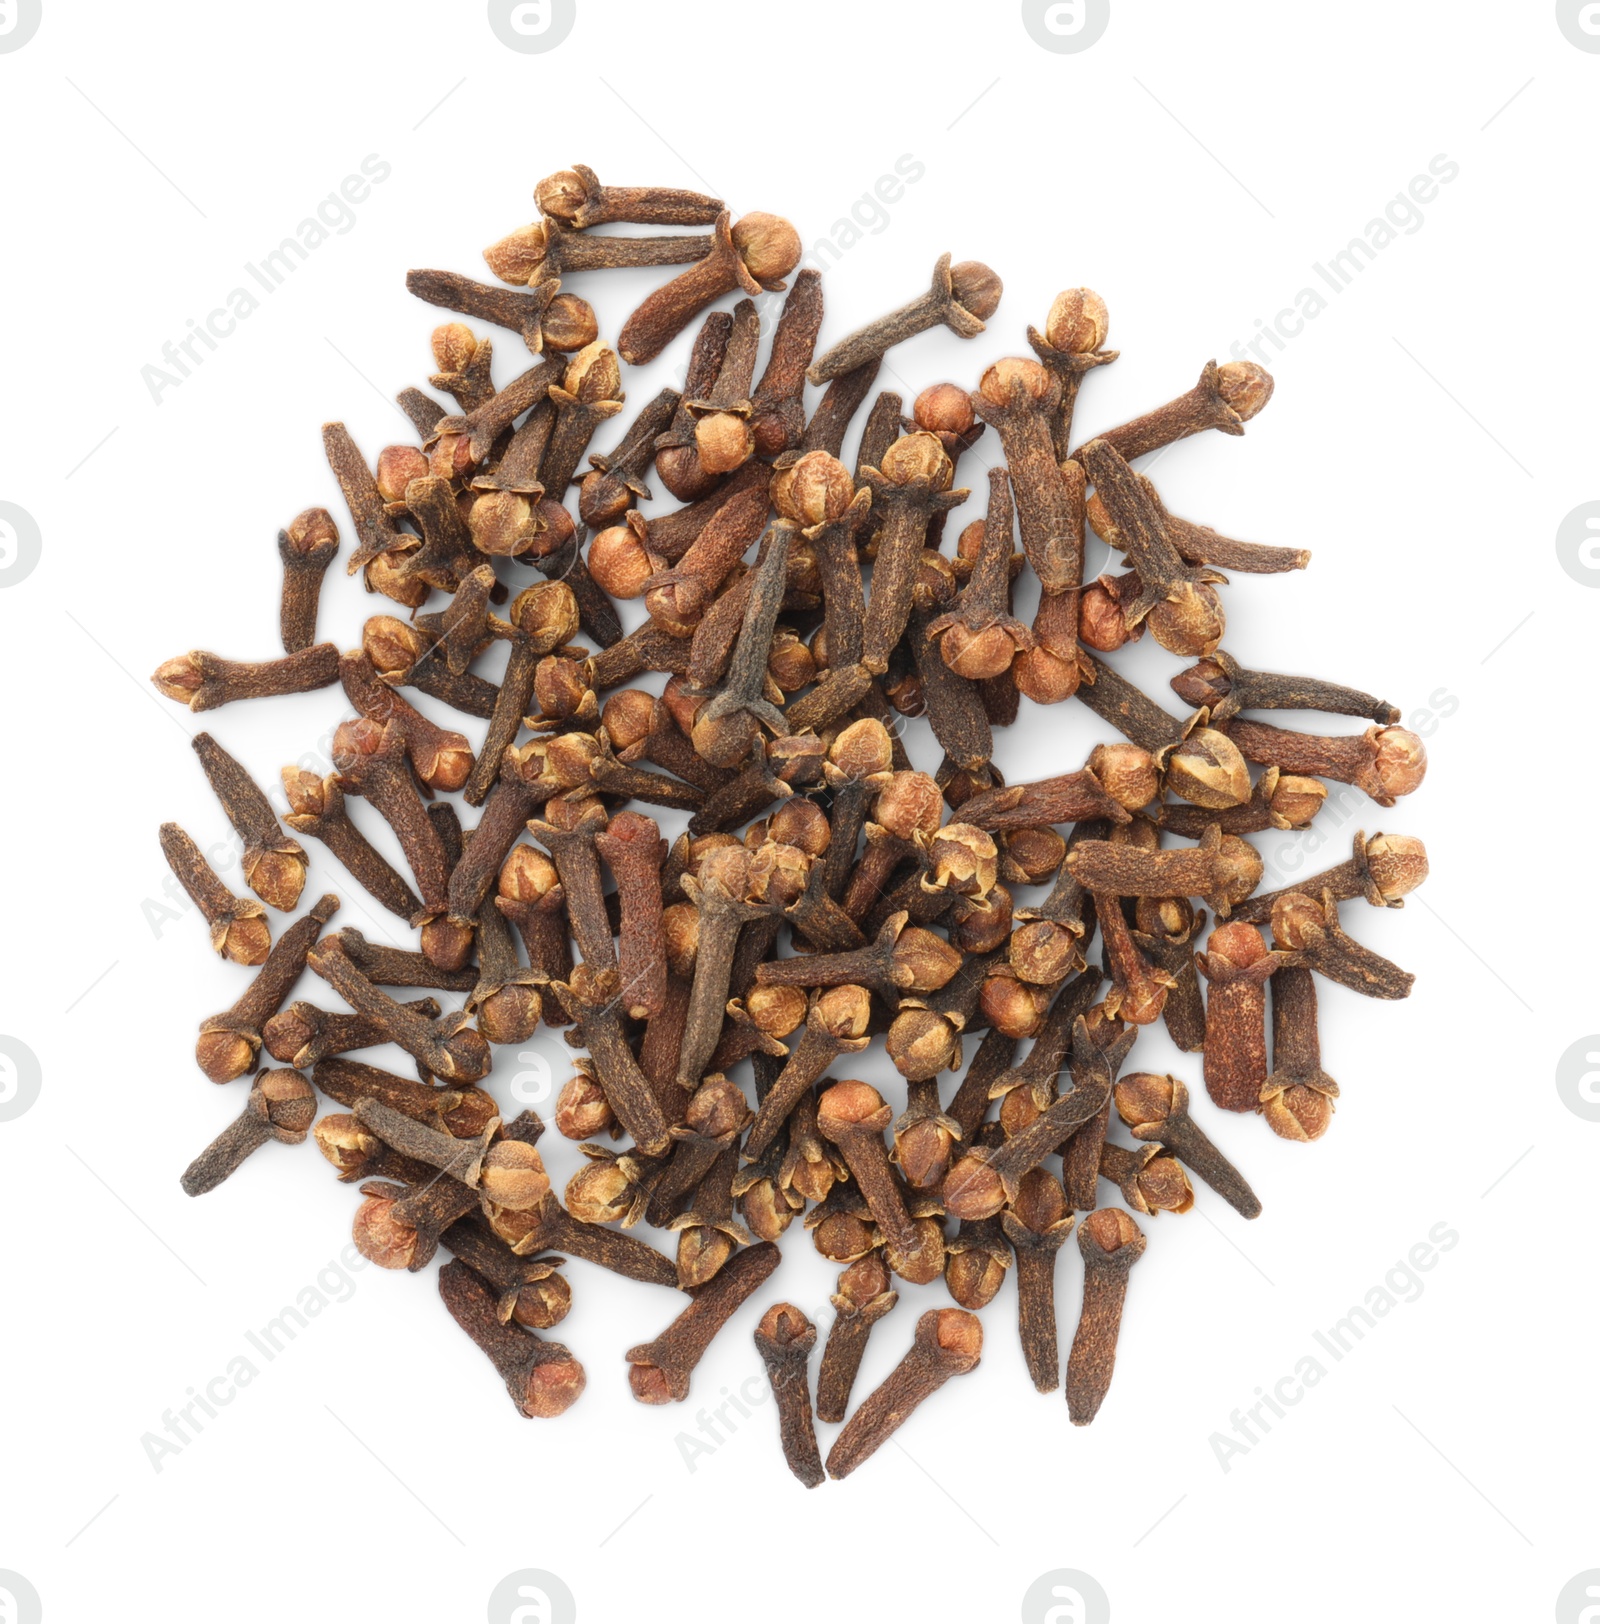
[196,894,340,1083]
[626,1240,781,1403]
[1066,1207,1146,1425]
[437,1260,585,1418]
[816,1253,898,1424]
[159,823,270,965]
[825,1308,983,1479]
[1113,1072,1260,1219]
[808,255,1002,383]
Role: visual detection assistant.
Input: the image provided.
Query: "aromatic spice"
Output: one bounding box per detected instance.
[1065,1207,1145,1425]
[159,824,271,965]
[157,162,1430,1482]
[825,1309,982,1478]
[753,1303,826,1488]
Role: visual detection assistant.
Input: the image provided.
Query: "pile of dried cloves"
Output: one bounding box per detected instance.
[154,164,1429,1484]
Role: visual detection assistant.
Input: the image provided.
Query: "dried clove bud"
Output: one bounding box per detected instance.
[180,1070,316,1195]
[825,1309,983,1478]
[1066,1207,1146,1425]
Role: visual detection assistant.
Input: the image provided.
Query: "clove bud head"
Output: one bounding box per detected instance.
[555,1073,615,1140]
[1370,727,1428,801]
[498,844,560,904]
[482,222,550,284]
[1268,895,1328,952]
[942,1153,1006,1222]
[541,292,598,353]
[533,170,589,219]
[1262,1083,1334,1142]
[978,357,1052,407]
[914,382,977,440]
[927,823,999,897]
[1149,581,1226,658]
[1113,1071,1178,1130]
[887,1006,961,1081]
[1165,728,1252,809]
[1010,1167,1069,1234]
[949,262,1003,321]
[1169,656,1232,711]
[520,1359,587,1420]
[885,1217,946,1285]
[1366,833,1428,901]
[1207,920,1269,971]
[1089,742,1160,811]
[661,902,700,977]
[430,322,478,373]
[875,771,945,840]
[589,515,659,598]
[566,1159,631,1224]
[898,1122,958,1194]
[772,450,855,526]
[892,927,964,992]
[745,983,809,1039]
[376,445,429,503]
[818,1079,892,1133]
[745,840,811,907]
[979,970,1050,1038]
[946,1242,1009,1310]
[1082,1205,1143,1253]
[812,1211,876,1263]
[1009,919,1085,986]
[562,340,621,404]
[1217,360,1274,421]
[1130,1152,1195,1213]
[764,796,832,856]
[928,1306,985,1362]
[1212,835,1266,908]
[755,1301,816,1353]
[879,431,954,488]
[258,1069,317,1137]
[1002,826,1067,884]
[1045,287,1110,353]
[814,983,875,1039]
[283,506,338,555]
[479,1142,551,1211]
[314,1115,380,1180]
[1080,577,1138,652]
[1269,775,1327,829]
[695,411,753,477]
[839,1251,893,1307]
[352,1195,419,1270]
[686,1075,750,1140]
[731,212,802,283]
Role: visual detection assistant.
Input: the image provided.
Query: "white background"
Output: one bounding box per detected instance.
[1,2,1594,1621]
